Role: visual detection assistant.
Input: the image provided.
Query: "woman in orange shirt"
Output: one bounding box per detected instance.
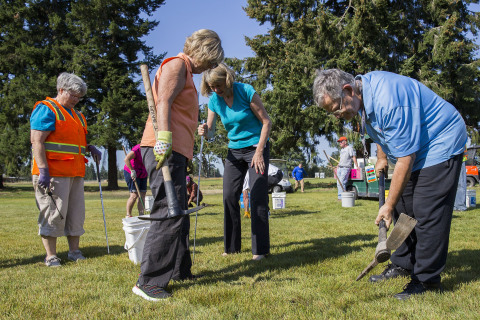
[132,29,224,302]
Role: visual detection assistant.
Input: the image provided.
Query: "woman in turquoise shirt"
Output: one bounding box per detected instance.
[198,63,272,261]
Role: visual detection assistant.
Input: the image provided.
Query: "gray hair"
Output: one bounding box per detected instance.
[312,69,355,107]
[56,72,87,96]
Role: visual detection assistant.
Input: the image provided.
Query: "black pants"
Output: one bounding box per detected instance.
[137,148,192,288]
[223,143,270,255]
[391,153,463,284]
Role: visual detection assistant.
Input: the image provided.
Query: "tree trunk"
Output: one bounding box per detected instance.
[107,145,118,189]
[0,175,4,189]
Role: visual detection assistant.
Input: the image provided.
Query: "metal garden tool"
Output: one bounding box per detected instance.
[192,121,205,264]
[356,171,417,281]
[94,158,110,254]
[137,64,206,222]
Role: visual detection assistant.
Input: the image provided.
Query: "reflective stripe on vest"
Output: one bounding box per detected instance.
[74,110,86,127]
[42,100,65,121]
[44,142,86,155]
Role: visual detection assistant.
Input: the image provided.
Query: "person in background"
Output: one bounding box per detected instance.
[313,68,466,300]
[453,148,468,211]
[124,144,148,218]
[186,176,203,207]
[30,72,102,267]
[336,136,358,200]
[133,29,224,301]
[198,63,272,261]
[292,163,307,192]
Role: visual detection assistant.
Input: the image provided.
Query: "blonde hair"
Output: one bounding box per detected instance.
[200,63,235,96]
[184,29,224,68]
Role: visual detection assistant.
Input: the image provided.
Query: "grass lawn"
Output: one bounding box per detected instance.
[1,178,480,319]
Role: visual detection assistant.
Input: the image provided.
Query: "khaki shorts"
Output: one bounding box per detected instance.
[33,175,85,237]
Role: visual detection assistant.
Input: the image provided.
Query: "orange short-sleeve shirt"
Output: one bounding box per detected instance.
[140,53,199,159]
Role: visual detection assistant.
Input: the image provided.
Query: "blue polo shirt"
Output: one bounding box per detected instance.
[208,83,262,149]
[358,71,467,171]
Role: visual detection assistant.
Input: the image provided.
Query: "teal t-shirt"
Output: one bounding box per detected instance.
[208,82,262,149]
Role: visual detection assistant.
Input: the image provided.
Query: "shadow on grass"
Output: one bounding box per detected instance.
[444,249,480,288]
[270,210,318,218]
[0,185,34,193]
[271,204,367,218]
[192,236,224,247]
[304,181,337,189]
[178,233,375,287]
[0,245,125,268]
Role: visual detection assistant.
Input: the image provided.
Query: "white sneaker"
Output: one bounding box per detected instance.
[45,255,61,267]
[68,250,86,261]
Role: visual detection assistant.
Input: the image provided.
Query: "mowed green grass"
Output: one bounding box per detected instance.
[1,178,480,319]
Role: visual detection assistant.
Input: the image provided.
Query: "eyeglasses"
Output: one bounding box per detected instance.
[68,91,83,101]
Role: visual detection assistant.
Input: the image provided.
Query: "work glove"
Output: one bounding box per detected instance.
[38,167,51,189]
[130,169,137,180]
[153,131,172,169]
[87,145,102,163]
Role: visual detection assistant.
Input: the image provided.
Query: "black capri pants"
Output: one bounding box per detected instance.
[223,143,270,255]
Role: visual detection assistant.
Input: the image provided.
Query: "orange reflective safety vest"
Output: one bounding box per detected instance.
[31,97,88,177]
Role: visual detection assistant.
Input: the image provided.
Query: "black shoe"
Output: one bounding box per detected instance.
[368,263,410,282]
[394,280,443,300]
[132,283,171,301]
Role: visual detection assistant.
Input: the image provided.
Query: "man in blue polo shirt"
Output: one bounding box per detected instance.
[313,69,467,300]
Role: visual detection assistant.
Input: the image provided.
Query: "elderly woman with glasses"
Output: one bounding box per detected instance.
[133,29,224,302]
[30,72,102,268]
[198,63,272,262]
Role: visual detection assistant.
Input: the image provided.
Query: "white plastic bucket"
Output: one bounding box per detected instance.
[272,192,286,209]
[122,216,151,264]
[144,196,154,212]
[466,189,476,208]
[341,192,355,207]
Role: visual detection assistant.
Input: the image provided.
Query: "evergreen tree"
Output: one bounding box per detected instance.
[242,0,480,156]
[0,0,164,189]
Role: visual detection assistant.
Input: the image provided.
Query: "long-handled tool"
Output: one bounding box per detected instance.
[122,146,146,213]
[137,64,206,222]
[192,123,205,264]
[356,171,417,281]
[323,150,345,192]
[94,159,110,254]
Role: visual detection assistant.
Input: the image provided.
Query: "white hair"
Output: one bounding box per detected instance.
[56,72,87,96]
[312,69,355,107]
